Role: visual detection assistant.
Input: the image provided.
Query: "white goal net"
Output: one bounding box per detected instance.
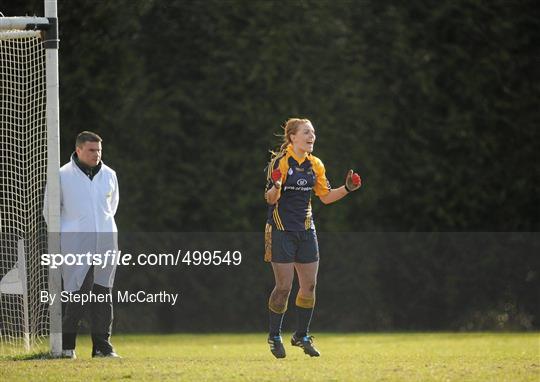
[0,28,49,354]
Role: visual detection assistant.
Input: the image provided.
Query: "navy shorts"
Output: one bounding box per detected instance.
[269,228,319,264]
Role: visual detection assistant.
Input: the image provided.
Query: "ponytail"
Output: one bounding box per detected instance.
[265,117,311,190]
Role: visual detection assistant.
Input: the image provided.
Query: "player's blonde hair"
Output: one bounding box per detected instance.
[276,118,311,153]
[266,118,311,181]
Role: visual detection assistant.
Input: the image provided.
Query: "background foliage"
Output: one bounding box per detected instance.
[6,0,539,330]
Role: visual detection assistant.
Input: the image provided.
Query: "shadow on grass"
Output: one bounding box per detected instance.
[3,351,55,361]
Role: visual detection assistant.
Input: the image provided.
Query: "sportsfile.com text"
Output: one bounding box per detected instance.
[41,250,242,269]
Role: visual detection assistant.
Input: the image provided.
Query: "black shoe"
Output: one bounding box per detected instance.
[92,349,121,358]
[268,335,286,358]
[291,334,320,357]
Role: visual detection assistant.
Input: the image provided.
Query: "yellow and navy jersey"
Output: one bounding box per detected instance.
[266,145,331,231]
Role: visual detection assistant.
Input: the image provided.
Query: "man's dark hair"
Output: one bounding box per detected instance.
[76,131,102,148]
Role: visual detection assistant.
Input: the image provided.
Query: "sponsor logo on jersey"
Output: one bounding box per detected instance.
[284,186,312,192]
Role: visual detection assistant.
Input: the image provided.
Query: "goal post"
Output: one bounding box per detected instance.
[44,0,62,358]
[0,6,61,356]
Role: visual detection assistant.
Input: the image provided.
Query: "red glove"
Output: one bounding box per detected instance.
[352,173,361,187]
[271,168,282,188]
[345,170,361,192]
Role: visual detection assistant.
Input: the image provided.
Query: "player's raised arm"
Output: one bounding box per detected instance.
[265,168,283,205]
[319,169,362,205]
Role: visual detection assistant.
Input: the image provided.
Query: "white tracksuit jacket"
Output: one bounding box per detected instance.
[44,155,119,292]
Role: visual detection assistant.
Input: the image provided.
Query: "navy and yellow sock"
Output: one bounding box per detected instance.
[268,297,288,337]
[295,295,315,338]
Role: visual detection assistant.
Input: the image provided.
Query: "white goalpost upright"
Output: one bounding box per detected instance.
[0,0,61,356]
[44,0,62,358]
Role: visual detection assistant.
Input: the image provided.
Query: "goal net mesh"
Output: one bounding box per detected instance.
[0,29,49,354]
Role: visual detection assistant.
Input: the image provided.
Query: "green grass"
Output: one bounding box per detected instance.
[1,333,538,381]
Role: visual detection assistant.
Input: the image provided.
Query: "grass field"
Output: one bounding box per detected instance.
[1,333,538,381]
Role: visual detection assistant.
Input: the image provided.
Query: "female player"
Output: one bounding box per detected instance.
[264,118,361,358]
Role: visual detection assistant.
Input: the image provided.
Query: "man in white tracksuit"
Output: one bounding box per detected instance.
[45,131,120,359]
